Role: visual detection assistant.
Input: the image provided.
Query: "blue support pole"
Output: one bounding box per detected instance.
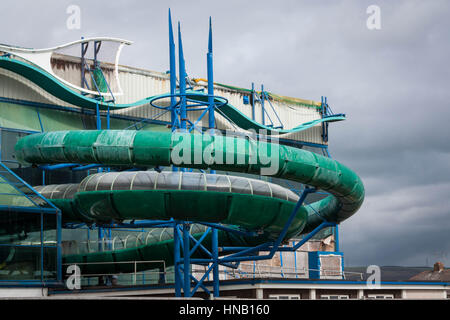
[261,84,265,125]
[106,106,110,130]
[178,22,187,132]
[168,9,177,131]
[325,96,329,141]
[207,18,216,175]
[220,188,315,263]
[168,10,179,173]
[291,221,336,251]
[56,208,62,282]
[40,212,44,283]
[95,101,101,130]
[251,82,255,120]
[207,19,218,296]
[335,224,340,252]
[178,22,187,173]
[98,227,104,252]
[212,228,220,297]
[95,101,104,243]
[324,146,338,251]
[183,223,191,296]
[72,164,102,171]
[173,222,182,297]
[39,163,79,171]
[207,17,215,131]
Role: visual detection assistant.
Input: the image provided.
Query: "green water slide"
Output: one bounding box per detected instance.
[0,57,344,135]
[1,55,363,275]
[14,130,364,274]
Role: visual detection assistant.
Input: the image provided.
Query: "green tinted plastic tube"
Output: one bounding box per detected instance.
[15,130,364,226]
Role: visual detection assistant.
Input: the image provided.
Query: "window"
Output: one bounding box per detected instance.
[321,295,349,300]
[269,294,301,300]
[0,129,30,168]
[367,294,394,300]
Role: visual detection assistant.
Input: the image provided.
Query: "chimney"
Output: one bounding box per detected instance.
[433,262,444,272]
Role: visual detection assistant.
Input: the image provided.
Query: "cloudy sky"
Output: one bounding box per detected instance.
[2,0,450,267]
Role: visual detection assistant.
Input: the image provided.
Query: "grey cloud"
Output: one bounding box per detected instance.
[1,0,449,267]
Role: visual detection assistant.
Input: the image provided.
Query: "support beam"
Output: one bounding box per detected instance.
[173,222,182,297]
[211,228,220,297]
[183,223,191,296]
[220,187,316,263]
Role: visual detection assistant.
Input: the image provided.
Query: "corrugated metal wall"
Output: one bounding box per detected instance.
[0,55,326,145]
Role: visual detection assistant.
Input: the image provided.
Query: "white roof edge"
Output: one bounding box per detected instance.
[0,37,133,54]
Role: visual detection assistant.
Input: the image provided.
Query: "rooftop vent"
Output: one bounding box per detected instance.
[433,262,445,273]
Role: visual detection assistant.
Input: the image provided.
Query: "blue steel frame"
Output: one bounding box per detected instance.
[0,162,62,285]
[154,11,342,298]
[168,12,224,297]
[0,10,342,294]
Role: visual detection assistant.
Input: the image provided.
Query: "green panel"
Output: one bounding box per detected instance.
[91,68,108,93]
[38,108,84,131]
[107,118,135,130]
[0,102,41,131]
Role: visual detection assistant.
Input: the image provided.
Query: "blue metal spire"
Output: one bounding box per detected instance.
[178,22,187,131]
[207,17,215,130]
[168,9,177,131]
[208,17,213,54]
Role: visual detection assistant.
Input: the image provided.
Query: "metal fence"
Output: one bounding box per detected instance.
[62,260,364,289]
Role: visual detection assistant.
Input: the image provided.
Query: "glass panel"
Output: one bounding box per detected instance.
[0,245,41,281]
[42,214,57,245]
[0,211,41,243]
[43,246,57,280]
[1,130,30,166]
[0,169,52,208]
